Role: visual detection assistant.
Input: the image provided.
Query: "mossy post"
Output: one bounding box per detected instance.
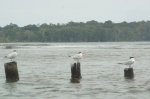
[124,68,134,79]
[4,61,19,82]
[70,62,82,83]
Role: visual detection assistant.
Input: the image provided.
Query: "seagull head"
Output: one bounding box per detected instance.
[78,52,84,55]
[130,57,134,59]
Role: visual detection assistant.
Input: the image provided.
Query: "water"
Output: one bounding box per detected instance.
[0,42,150,99]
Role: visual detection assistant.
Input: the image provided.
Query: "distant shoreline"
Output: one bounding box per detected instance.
[0,21,150,42]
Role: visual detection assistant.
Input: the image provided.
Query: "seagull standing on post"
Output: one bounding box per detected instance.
[69,52,83,63]
[5,50,18,61]
[118,57,135,68]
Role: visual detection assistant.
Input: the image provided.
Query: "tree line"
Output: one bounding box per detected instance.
[0,20,150,42]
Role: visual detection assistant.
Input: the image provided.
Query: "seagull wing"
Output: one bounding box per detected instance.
[72,54,82,60]
[7,52,17,59]
[124,59,134,65]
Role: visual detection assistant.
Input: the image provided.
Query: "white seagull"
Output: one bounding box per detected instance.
[118,57,135,68]
[5,50,17,61]
[69,52,83,63]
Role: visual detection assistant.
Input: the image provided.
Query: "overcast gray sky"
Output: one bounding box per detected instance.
[0,0,149,27]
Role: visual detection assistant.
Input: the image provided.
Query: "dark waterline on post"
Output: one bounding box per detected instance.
[4,61,19,82]
[124,68,134,79]
[70,62,82,83]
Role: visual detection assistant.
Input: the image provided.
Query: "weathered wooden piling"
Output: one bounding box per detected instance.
[70,62,82,83]
[124,68,134,79]
[4,61,19,82]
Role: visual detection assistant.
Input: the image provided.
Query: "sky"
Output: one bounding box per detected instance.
[0,0,150,27]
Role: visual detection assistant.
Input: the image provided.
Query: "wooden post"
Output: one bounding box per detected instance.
[4,61,19,82]
[124,68,134,79]
[70,62,82,83]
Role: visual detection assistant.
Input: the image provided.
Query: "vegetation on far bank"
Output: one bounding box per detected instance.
[0,20,150,42]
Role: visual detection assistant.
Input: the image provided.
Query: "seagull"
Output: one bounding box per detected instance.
[118,57,135,68]
[5,50,17,61]
[69,52,83,63]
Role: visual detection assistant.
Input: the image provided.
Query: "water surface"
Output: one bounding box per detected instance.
[0,42,150,99]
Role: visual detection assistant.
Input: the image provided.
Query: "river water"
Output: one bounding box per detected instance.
[0,42,150,99]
